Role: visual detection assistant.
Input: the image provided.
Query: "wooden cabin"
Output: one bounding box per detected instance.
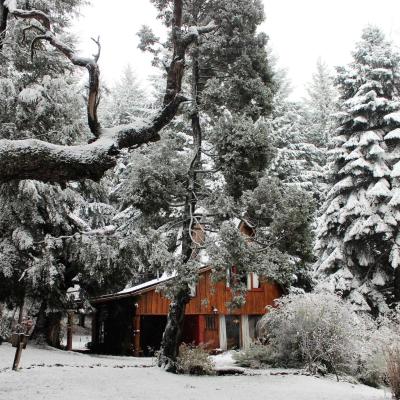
[90,267,282,356]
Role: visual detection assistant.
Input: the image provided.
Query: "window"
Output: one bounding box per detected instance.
[252,273,260,289]
[206,315,217,331]
[189,282,196,297]
[226,267,231,288]
[227,269,261,290]
[227,266,247,288]
[248,315,262,340]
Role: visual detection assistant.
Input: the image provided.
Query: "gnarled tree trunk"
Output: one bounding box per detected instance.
[159,39,204,371]
[30,302,63,348]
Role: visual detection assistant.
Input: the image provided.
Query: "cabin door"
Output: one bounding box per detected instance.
[225,315,241,349]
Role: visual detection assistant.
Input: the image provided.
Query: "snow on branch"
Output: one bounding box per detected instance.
[0,97,186,182]
[0,0,216,183]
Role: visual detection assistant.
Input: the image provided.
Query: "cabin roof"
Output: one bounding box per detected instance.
[91,266,212,304]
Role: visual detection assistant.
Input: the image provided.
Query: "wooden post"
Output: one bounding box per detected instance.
[198,315,205,345]
[91,309,97,347]
[133,316,141,357]
[12,334,25,371]
[66,311,73,351]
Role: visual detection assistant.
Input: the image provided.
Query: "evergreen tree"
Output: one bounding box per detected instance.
[268,71,328,205]
[101,64,149,127]
[315,27,400,314]
[0,0,127,345]
[305,59,337,147]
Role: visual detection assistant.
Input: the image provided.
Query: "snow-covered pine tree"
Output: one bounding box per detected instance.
[305,58,337,147]
[0,0,127,345]
[267,69,329,205]
[101,64,149,127]
[315,27,400,314]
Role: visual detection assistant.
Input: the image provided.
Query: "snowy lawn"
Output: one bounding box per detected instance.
[0,343,390,400]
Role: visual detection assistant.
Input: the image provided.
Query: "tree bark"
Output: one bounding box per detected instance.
[159,287,191,371]
[30,302,62,348]
[159,40,203,371]
[394,266,400,303]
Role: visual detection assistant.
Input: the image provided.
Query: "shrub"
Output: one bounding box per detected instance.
[0,314,12,343]
[355,308,400,387]
[175,344,215,375]
[257,293,366,376]
[386,344,400,399]
[233,341,273,369]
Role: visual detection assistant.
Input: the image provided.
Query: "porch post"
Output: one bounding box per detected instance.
[198,315,205,344]
[133,316,141,356]
[218,315,227,351]
[241,315,251,350]
[66,311,73,351]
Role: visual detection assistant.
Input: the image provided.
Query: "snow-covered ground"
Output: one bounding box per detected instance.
[0,343,390,400]
[60,334,91,350]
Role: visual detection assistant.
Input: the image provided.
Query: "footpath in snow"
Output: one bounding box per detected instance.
[0,343,390,400]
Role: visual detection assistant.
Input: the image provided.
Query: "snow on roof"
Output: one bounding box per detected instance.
[117,272,176,295]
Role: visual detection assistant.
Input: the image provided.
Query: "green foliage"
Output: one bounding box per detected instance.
[147,0,276,119]
[210,112,275,199]
[198,0,276,119]
[243,176,315,260]
[119,132,189,216]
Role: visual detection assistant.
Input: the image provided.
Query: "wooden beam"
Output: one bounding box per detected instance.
[133,316,141,357]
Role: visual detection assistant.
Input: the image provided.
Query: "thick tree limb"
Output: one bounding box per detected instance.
[0,95,186,182]
[0,0,216,183]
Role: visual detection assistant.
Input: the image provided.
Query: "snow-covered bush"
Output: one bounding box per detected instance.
[254,292,400,384]
[386,344,400,399]
[356,306,400,387]
[175,344,215,375]
[233,341,273,369]
[257,293,366,375]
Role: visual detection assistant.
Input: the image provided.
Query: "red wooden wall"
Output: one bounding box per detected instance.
[135,269,282,316]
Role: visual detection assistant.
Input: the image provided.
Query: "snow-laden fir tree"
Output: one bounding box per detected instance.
[268,69,330,205]
[100,64,149,127]
[305,58,337,147]
[315,27,400,314]
[0,0,130,345]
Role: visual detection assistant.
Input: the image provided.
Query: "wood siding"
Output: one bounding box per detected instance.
[136,270,282,316]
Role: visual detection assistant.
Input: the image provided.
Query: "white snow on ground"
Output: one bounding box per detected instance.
[0,343,390,400]
[60,335,91,350]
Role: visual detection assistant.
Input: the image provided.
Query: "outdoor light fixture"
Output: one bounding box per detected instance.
[212,306,218,314]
